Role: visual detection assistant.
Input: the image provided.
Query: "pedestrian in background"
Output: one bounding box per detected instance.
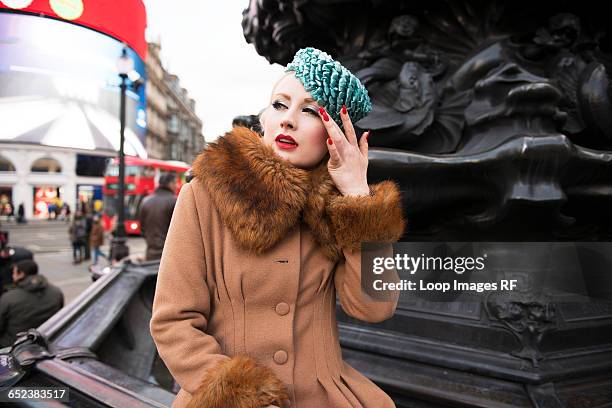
[139,173,177,261]
[63,203,71,223]
[47,201,56,220]
[83,209,93,261]
[54,198,62,220]
[89,215,107,266]
[69,212,87,264]
[0,259,63,347]
[17,203,26,224]
[0,235,33,296]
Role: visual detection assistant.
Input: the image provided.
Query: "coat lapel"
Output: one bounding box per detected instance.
[192,126,343,261]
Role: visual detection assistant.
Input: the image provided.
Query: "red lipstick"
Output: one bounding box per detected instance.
[275,134,298,150]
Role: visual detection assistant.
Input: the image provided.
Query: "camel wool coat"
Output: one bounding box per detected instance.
[150,127,406,408]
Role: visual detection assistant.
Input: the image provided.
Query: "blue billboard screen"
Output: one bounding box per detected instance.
[0,12,147,157]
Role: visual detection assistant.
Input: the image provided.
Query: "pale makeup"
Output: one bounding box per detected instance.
[260,73,329,169]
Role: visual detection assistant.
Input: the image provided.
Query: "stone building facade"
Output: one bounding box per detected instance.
[145,42,204,163]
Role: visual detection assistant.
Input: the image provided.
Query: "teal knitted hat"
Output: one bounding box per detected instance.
[286,47,372,127]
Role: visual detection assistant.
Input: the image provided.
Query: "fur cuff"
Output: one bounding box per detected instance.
[186,355,290,408]
[327,181,406,251]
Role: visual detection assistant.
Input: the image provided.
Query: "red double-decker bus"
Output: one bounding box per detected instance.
[103,157,189,235]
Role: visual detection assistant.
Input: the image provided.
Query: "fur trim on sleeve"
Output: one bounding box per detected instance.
[327,180,406,252]
[186,355,290,408]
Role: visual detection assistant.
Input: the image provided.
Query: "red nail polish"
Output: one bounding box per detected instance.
[318,107,325,115]
[341,105,347,114]
[327,137,333,145]
[323,113,329,122]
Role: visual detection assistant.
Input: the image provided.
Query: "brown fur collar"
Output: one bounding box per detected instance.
[192,126,343,261]
[192,126,406,261]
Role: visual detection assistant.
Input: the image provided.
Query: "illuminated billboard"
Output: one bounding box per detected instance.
[0,0,146,60]
[0,12,147,157]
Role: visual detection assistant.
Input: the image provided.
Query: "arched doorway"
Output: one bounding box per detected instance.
[30,157,62,173]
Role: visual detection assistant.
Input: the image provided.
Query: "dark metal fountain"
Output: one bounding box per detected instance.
[243,0,612,406]
[0,261,176,407]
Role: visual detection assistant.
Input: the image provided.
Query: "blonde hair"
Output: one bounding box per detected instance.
[259,72,293,128]
[269,72,293,102]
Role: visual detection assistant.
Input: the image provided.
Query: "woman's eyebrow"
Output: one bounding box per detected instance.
[273,93,317,104]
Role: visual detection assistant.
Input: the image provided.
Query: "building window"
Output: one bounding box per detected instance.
[76,154,108,177]
[168,115,179,133]
[31,157,62,173]
[0,156,15,172]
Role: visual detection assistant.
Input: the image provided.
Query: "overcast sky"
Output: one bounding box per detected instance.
[142,1,286,142]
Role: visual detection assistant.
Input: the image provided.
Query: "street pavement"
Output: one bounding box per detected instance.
[2,219,146,305]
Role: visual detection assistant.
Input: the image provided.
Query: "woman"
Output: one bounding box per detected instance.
[150,47,405,408]
[89,215,107,266]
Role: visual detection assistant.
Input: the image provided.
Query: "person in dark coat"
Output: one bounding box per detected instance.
[64,203,71,223]
[83,210,93,261]
[139,173,178,261]
[17,203,26,224]
[0,259,64,347]
[68,212,87,264]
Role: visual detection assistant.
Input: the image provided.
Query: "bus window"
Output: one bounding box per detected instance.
[125,166,142,177]
[105,162,118,177]
[143,166,155,178]
[105,164,141,177]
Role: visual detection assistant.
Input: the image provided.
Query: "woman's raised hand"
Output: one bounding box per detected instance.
[319,105,371,196]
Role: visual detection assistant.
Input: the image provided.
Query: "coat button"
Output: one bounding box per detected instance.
[275,302,290,316]
[273,350,288,365]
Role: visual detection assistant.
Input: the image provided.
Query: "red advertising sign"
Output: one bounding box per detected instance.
[0,0,147,60]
